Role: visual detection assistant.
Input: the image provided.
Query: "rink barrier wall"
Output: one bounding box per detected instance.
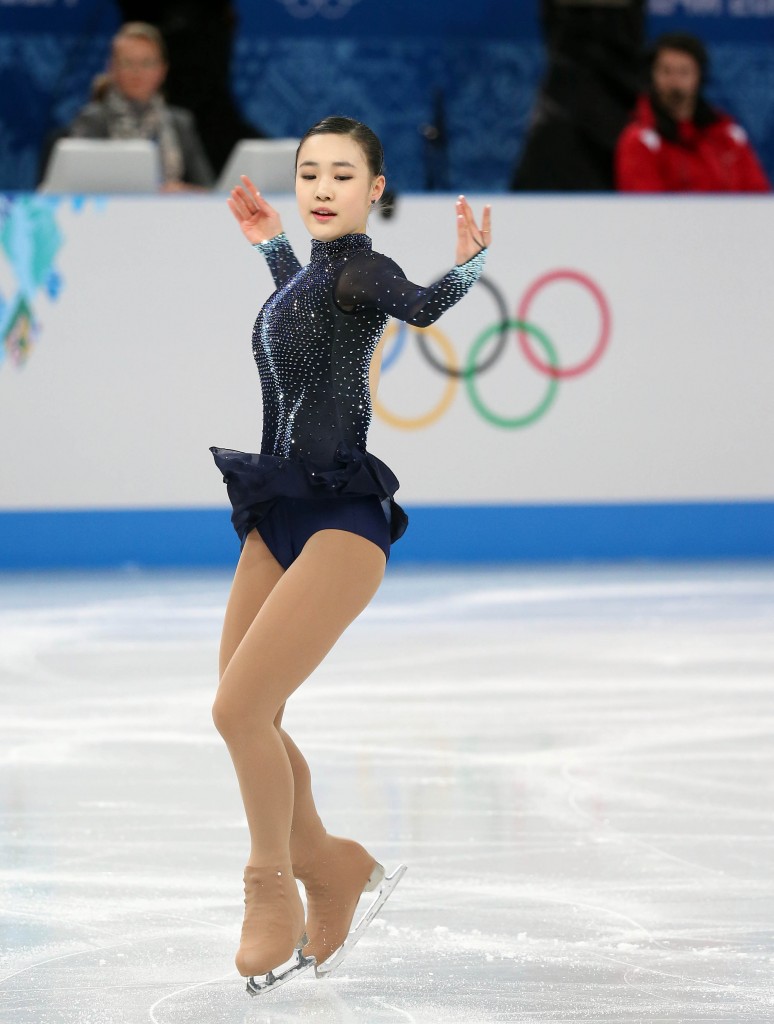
[0,501,772,570]
[3,194,774,571]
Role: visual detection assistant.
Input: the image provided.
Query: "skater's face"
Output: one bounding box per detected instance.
[111,36,167,105]
[296,133,385,241]
[652,48,701,121]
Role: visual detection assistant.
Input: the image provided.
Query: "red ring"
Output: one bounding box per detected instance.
[515,269,611,379]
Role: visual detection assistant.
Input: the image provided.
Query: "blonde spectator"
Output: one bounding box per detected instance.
[68,22,213,191]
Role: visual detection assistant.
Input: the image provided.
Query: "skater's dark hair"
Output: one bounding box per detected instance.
[296,116,385,179]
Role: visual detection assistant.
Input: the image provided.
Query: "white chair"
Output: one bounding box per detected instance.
[40,138,161,194]
[216,139,300,194]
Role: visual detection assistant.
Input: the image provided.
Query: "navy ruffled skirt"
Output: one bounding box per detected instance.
[209,441,408,548]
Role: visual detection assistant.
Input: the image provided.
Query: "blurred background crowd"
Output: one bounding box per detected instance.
[1,0,773,195]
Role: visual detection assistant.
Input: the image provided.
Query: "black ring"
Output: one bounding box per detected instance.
[416,273,508,379]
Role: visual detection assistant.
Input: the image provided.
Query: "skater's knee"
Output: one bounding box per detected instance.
[211,693,233,737]
[212,692,256,738]
[212,688,281,740]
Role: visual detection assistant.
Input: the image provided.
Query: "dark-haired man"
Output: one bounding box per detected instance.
[616,33,769,192]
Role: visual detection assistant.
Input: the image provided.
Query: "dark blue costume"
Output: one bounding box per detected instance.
[211,231,485,568]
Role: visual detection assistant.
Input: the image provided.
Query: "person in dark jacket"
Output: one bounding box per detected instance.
[616,33,769,193]
[511,0,646,192]
[68,21,214,190]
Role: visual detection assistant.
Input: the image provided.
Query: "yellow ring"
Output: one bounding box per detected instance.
[371,321,460,430]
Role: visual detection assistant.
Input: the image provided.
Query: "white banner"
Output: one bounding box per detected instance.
[1,194,772,511]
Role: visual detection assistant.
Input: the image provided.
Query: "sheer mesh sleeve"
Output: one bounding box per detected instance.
[253,233,302,289]
[334,248,487,327]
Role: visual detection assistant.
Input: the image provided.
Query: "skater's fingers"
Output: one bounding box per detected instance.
[230,188,253,221]
[241,174,273,214]
[241,174,264,203]
[481,204,492,244]
[226,197,246,225]
[463,199,479,236]
[460,194,485,251]
[455,196,469,231]
[236,182,259,216]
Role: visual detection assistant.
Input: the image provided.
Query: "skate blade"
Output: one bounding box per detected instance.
[314,863,407,978]
[245,946,316,997]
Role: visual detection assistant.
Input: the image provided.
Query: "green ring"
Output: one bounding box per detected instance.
[463,319,560,429]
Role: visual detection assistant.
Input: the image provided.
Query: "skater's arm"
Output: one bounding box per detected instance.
[335,196,491,327]
[252,234,303,288]
[335,250,487,327]
[227,174,301,287]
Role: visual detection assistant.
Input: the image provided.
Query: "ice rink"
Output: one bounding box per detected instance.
[1,562,773,1024]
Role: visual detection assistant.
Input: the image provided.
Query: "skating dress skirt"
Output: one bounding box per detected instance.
[211,232,486,560]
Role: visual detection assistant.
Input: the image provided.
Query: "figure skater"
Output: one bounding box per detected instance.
[210,115,491,995]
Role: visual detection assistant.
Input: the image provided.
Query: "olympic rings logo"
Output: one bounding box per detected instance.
[370,269,612,430]
[273,0,363,19]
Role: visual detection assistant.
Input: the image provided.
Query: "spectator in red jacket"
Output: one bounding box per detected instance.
[616,33,770,193]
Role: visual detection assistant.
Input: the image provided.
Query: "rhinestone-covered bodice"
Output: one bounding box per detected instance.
[252,233,382,462]
[252,231,486,465]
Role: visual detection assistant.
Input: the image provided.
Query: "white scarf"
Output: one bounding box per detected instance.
[101,86,184,183]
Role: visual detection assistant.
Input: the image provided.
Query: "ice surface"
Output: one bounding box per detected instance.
[1,563,773,1023]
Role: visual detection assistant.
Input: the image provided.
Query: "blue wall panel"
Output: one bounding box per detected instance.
[1,503,772,570]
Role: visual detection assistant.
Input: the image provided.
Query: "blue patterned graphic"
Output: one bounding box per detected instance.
[231,37,543,193]
[0,4,773,191]
[270,0,364,19]
[0,196,64,370]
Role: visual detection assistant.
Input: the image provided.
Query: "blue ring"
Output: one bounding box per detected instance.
[380,320,407,373]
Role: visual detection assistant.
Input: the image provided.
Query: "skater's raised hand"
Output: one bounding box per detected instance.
[227,174,284,245]
[455,195,491,266]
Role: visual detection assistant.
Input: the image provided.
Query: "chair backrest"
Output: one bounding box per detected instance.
[216,139,300,194]
[40,139,161,194]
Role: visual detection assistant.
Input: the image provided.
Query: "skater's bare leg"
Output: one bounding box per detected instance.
[218,532,332,902]
[278,724,379,964]
[218,537,319,797]
[212,528,385,974]
[228,615,377,968]
[215,527,384,862]
[218,534,345,867]
[218,529,284,683]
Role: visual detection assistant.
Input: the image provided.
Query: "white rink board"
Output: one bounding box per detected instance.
[1,194,772,511]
